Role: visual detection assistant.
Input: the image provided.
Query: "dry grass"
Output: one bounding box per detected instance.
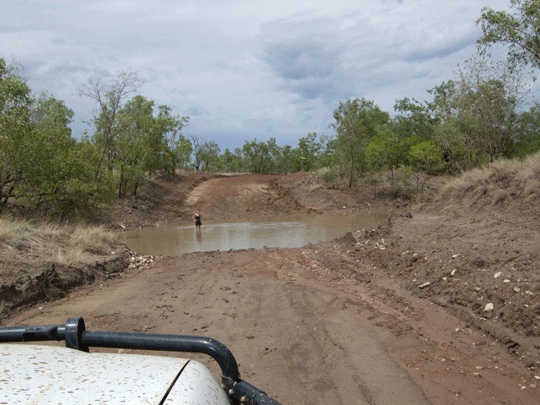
[440,153,540,207]
[0,219,118,267]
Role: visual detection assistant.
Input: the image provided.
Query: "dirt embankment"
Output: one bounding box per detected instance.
[1,164,540,404]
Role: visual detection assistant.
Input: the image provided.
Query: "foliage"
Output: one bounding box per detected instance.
[79,70,143,179]
[242,138,280,174]
[365,126,415,176]
[477,0,540,69]
[191,135,220,172]
[0,59,117,217]
[514,103,540,156]
[216,148,245,173]
[294,133,321,171]
[147,105,190,176]
[430,56,530,169]
[331,98,389,187]
[317,134,339,168]
[0,58,32,215]
[408,140,445,173]
[393,97,439,140]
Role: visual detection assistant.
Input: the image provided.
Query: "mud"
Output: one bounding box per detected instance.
[1,171,539,404]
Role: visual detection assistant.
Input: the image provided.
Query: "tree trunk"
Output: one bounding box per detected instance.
[118,165,125,198]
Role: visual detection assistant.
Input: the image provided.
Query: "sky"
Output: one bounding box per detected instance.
[0,0,527,151]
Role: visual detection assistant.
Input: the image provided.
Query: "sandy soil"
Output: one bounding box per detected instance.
[2,171,539,404]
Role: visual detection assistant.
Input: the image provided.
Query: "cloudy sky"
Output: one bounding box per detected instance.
[1,0,523,150]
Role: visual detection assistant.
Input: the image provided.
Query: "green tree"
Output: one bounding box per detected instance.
[393,97,439,140]
[331,98,389,187]
[265,138,282,173]
[477,0,540,69]
[242,138,282,174]
[430,56,529,169]
[408,140,445,199]
[79,70,142,179]
[23,95,75,204]
[112,97,190,195]
[366,127,410,179]
[408,140,445,173]
[278,144,295,174]
[198,140,221,172]
[217,148,244,173]
[191,136,220,172]
[170,133,192,171]
[317,134,339,169]
[114,95,155,197]
[0,58,32,215]
[514,103,540,155]
[155,106,190,174]
[294,133,321,171]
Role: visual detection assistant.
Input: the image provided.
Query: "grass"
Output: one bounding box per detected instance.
[0,219,118,268]
[440,152,540,206]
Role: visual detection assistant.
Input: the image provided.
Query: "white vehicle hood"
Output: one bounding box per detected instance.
[0,344,231,404]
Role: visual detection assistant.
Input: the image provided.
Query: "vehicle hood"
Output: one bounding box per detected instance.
[0,344,230,404]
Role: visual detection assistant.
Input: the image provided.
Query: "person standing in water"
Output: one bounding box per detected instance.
[193,209,202,230]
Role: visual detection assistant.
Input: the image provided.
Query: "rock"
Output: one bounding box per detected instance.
[419,281,431,289]
[494,271,502,278]
[484,303,494,312]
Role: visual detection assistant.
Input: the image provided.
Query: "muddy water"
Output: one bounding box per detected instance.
[122,210,389,256]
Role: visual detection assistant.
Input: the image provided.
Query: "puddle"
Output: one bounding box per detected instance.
[122,210,389,256]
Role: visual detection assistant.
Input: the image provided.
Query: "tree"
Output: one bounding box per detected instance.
[477,0,540,69]
[393,97,439,140]
[331,98,389,187]
[23,94,75,201]
[317,134,339,169]
[366,126,410,179]
[198,140,221,172]
[114,95,155,197]
[26,94,117,215]
[191,136,220,171]
[190,135,204,171]
[170,133,192,171]
[79,70,142,179]
[430,56,529,169]
[217,148,244,173]
[155,106,190,175]
[408,140,445,173]
[277,144,295,173]
[242,139,272,174]
[294,133,321,171]
[36,103,117,215]
[113,96,190,195]
[0,58,32,215]
[514,103,540,155]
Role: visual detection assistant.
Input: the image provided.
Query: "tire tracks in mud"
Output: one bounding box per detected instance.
[267,240,539,404]
[6,242,538,404]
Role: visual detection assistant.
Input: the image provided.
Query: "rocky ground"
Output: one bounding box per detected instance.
[1,169,539,404]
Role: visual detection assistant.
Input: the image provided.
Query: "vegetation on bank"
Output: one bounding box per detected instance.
[441,151,540,207]
[1,0,540,219]
[0,219,118,269]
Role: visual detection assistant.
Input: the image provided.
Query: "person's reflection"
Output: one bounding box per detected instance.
[196,227,202,243]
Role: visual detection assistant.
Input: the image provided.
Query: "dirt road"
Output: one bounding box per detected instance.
[4,172,539,404]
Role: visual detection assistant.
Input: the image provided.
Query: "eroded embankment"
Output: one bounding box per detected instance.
[0,249,131,323]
